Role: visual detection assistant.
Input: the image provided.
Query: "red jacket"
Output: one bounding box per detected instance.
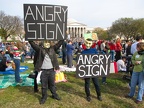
[82,43,97,49]
[91,43,97,48]
[115,42,122,51]
[109,43,116,50]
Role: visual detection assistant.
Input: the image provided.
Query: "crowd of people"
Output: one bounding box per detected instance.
[61,35,144,104]
[0,35,144,104]
[0,41,34,83]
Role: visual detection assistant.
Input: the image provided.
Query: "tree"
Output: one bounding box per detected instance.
[0,11,23,41]
[109,18,144,40]
[135,18,144,38]
[92,27,109,40]
[86,30,91,33]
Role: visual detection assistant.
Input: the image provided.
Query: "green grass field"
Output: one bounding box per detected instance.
[0,58,143,108]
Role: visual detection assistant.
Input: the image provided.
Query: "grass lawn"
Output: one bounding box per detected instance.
[0,58,143,108]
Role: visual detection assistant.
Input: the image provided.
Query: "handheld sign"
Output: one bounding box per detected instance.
[76,54,111,78]
[84,33,98,41]
[24,4,68,40]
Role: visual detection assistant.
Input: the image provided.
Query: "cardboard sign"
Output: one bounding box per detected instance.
[84,33,98,40]
[24,4,68,40]
[76,54,111,78]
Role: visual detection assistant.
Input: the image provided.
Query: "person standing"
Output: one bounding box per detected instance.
[100,40,106,54]
[13,46,24,83]
[102,41,110,84]
[32,41,43,93]
[66,40,74,68]
[125,42,144,104]
[126,41,132,56]
[81,38,102,102]
[124,40,129,54]
[129,36,143,86]
[62,40,67,64]
[29,40,63,104]
[109,40,116,62]
[126,41,133,76]
[115,38,122,62]
[131,36,143,55]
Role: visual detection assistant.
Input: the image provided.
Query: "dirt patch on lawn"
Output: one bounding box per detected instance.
[0,89,5,93]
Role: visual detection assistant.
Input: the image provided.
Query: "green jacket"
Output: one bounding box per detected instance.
[132,52,144,72]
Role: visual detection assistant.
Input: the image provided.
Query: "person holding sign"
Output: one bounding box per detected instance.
[29,40,63,104]
[80,38,102,102]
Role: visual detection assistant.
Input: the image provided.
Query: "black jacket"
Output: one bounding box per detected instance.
[29,40,64,71]
[0,54,7,71]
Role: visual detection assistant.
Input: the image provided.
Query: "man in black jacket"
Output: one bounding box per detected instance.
[62,40,67,64]
[29,40,63,104]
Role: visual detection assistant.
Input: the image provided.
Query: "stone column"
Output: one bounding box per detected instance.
[73,27,75,38]
[82,27,84,37]
[79,27,81,38]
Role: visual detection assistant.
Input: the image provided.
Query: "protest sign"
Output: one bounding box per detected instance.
[84,33,98,40]
[76,54,111,78]
[24,4,68,40]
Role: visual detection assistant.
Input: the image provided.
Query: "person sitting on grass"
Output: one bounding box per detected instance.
[116,56,127,72]
[0,50,7,71]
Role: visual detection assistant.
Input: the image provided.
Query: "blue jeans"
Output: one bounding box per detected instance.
[14,59,21,82]
[110,50,115,61]
[100,50,106,54]
[128,71,144,101]
[21,54,25,63]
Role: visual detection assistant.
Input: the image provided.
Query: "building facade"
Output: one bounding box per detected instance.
[67,18,87,39]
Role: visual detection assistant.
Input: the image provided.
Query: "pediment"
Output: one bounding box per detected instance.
[67,22,87,26]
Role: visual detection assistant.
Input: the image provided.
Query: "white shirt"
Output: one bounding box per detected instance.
[100,43,105,50]
[117,59,126,71]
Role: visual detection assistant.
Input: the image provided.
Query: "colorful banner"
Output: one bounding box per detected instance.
[84,33,98,40]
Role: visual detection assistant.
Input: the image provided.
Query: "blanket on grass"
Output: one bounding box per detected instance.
[0,66,28,75]
[59,65,76,72]
[0,74,34,89]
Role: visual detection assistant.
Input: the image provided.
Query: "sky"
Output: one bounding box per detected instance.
[0,0,144,29]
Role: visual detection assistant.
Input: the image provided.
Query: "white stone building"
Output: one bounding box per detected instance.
[67,18,87,38]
